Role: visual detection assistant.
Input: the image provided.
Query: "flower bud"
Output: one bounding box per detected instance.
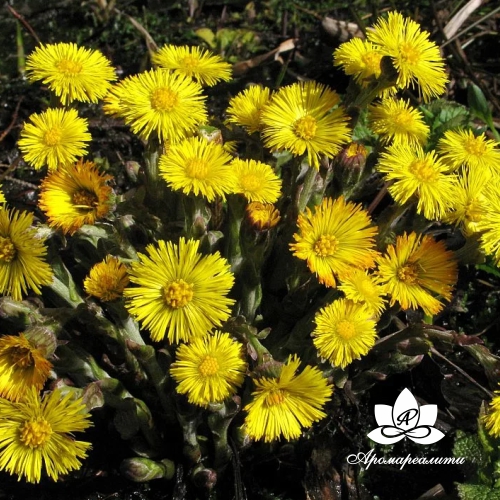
[120,457,175,482]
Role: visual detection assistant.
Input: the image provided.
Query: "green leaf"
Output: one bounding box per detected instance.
[457,483,500,500]
[468,83,493,125]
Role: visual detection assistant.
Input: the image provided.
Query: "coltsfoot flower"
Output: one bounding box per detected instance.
[226,85,272,134]
[84,256,129,302]
[231,158,282,203]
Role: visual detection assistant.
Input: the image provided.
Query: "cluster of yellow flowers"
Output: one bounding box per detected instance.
[1,9,500,485]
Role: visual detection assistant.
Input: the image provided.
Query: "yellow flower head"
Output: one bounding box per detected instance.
[170,331,247,407]
[333,38,383,86]
[367,11,448,101]
[244,355,332,442]
[231,158,282,203]
[159,136,235,201]
[84,256,129,302]
[375,232,458,315]
[0,334,52,402]
[0,208,53,301]
[338,269,387,316]
[226,85,272,134]
[0,186,6,206]
[18,108,91,171]
[102,76,134,118]
[104,68,207,143]
[437,129,500,173]
[376,142,457,220]
[39,159,114,235]
[484,391,500,438]
[0,388,92,483]
[476,182,500,265]
[25,42,116,105]
[124,238,235,343]
[368,98,429,145]
[290,197,378,287]
[313,298,378,369]
[152,45,232,86]
[245,202,281,231]
[261,81,351,169]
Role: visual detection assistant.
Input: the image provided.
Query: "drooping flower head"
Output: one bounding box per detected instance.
[368,98,429,145]
[124,238,235,343]
[375,232,458,315]
[226,85,272,134]
[0,334,52,402]
[39,159,114,235]
[367,11,448,101]
[25,42,116,105]
[103,68,207,143]
[376,142,457,220]
[244,355,332,442]
[245,202,281,231]
[170,331,247,407]
[261,81,351,169]
[230,158,282,203]
[0,388,92,483]
[84,256,129,302]
[333,38,383,86]
[18,108,91,170]
[0,208,53,301]
[159,137,235,201]
[152,45,232,86]
[290,197,378,287]
[437,128,500,173]
[338,269,387,316]
[313,298,378,369]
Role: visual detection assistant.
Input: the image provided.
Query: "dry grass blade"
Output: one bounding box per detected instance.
[443,0,483,40]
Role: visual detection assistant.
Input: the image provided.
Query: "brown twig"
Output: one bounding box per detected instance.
[5,5,41,45]
[367,183,388,214]
[0,97,24,143]
[0,156,22,183]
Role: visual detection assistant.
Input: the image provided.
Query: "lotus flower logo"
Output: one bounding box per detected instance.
[367,388,445,445]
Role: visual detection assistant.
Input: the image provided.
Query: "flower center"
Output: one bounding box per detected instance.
[20,417,52,448]
[163,279,194,308]
[185,158,209,179]
[56,58,83,75]
[0,236,16,262]
[391,110,413,128]
[151,87,179,111]
[43,127,62,147]
[198,355,220,377]
[397,262,419,284]
[336,320,356,340]
[293,115,317,140]
[181,55,200,71]
[464,136,487,157]
[9,345,34,369]
[240,174,262,193]
[264,389,286,407]
[464,198,483,223]
[359,278,377,298]
[399,42,420,65]
[314,234,338,257]
[73,190,98,209]
[411,159,438,183]
[362,51,382,75]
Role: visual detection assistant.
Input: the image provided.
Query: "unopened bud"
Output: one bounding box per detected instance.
[120,457,175,482]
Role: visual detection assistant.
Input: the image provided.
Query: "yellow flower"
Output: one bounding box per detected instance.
[18,108,91,170]
[333,38,383,86]
[367,11,448,101]
[226,85,272,134]
[245,202,281,231]
[338,269,387,316]
[104,68,207,143]
[39,159,114,235]
[261,81,351,169]
[376,142,457,220]
[476,182,500,265]
[170,331,246,407]
[159,137,235,201]
[313,298,378,369]
[124,238,235,343]
[375,232,458,315]
[231,158,282,203]
[102,76,133,118]
[0,388,92,483]
[437,129,500,173]
[368,98,429,145]
[152,45,232,86]
[0,186,6,205]
[0,208,53,301]
[25,42,116,105]
[290,197,378,287]
[84,256,129,302]
[0,334,52,402]
[484,391,500,438]
[244,355,332,442]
